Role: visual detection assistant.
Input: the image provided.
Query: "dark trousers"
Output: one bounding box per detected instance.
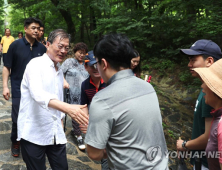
[11,98,20,143]
[3,53,6,64]
[21,139,68,170]
[72,119,81,136]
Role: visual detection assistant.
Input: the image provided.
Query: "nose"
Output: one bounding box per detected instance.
[188,61,192,68]
[60,48,66,53]
[201,84,204,89]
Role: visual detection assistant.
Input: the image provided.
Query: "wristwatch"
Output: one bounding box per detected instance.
[182,140,188,150]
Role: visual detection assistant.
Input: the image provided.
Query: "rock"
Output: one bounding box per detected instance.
[0,151,22,162]
[66,142,78,155]
[67,159,93,170]
[0,99,6,105]
[168,113,181,123]
[93,160,101,164]
[0,111,11,119]
[77,156,91,162]
[0,121,11,131]
[0,134,11,150]
[160,105,172,117]
[0,164,26,170]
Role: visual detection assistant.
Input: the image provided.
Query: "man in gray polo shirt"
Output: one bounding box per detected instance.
[84,33,168,170]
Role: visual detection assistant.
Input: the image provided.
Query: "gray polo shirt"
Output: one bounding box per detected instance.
[85,69,168,170]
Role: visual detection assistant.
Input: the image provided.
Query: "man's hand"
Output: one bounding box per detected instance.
[48,100,89,125]
[68,104,88,125]
[3,87,10,100]
[79,124,88,134]
[177,139,186,151]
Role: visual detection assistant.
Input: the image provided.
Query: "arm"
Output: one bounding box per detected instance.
[79,81,89,133]
[63,77,69,89]
[79,106,89,133]
[48,99,88,125]
[177,117,212,151]
[25,60,88,125]
[85,96,112,160]
[2,66,11,100]
[87,144,106,160]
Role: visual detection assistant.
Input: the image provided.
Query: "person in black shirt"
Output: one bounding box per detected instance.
[37,22,46,46]
[2,17,46,157]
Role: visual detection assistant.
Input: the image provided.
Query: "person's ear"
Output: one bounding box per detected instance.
[24,26,27,33]
[101,58,108,70]
[205,56,214,67]
[46,41,50,48]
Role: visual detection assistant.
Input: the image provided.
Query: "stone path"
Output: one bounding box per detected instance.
[0,63,101,170]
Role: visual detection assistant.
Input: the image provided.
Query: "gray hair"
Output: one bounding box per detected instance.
[47,29,71,44]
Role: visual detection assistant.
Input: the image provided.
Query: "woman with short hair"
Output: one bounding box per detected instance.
[61,42,89,151]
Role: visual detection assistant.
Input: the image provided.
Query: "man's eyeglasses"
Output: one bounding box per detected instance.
[57,44,70,52]
[92,63,97,69]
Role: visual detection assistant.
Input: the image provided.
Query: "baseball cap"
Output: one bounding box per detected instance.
[85,50,96,66]
[180,39,222,60]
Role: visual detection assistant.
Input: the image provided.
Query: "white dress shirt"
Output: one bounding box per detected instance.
[17,53,67,145]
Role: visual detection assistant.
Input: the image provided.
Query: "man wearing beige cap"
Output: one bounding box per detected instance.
[176,39,222,170]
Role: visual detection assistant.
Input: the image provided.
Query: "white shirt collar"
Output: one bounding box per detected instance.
[43,53,61,70]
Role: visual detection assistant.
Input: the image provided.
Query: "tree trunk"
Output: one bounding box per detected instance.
[51,0,76,42]
[90,6,97,45]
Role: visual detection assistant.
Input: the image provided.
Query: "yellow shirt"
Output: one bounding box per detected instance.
[1,36,15,53]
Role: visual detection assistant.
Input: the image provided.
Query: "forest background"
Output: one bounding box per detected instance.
[0,0,222,88]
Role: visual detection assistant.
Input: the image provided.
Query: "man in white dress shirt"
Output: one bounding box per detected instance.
[17,29,88,170]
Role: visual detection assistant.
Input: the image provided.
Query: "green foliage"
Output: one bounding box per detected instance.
[168,130,175,139]
[4,0,222,87]
[162,122,168,128]
[144,58,176,74]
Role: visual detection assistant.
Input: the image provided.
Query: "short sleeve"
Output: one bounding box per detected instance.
[61,58,71,74]
[4,41,14,68]
[201,97,213,118]
[1,37,3,44]
[85,95,113,149]
[81,81,89,105]
[218,116,222,163]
